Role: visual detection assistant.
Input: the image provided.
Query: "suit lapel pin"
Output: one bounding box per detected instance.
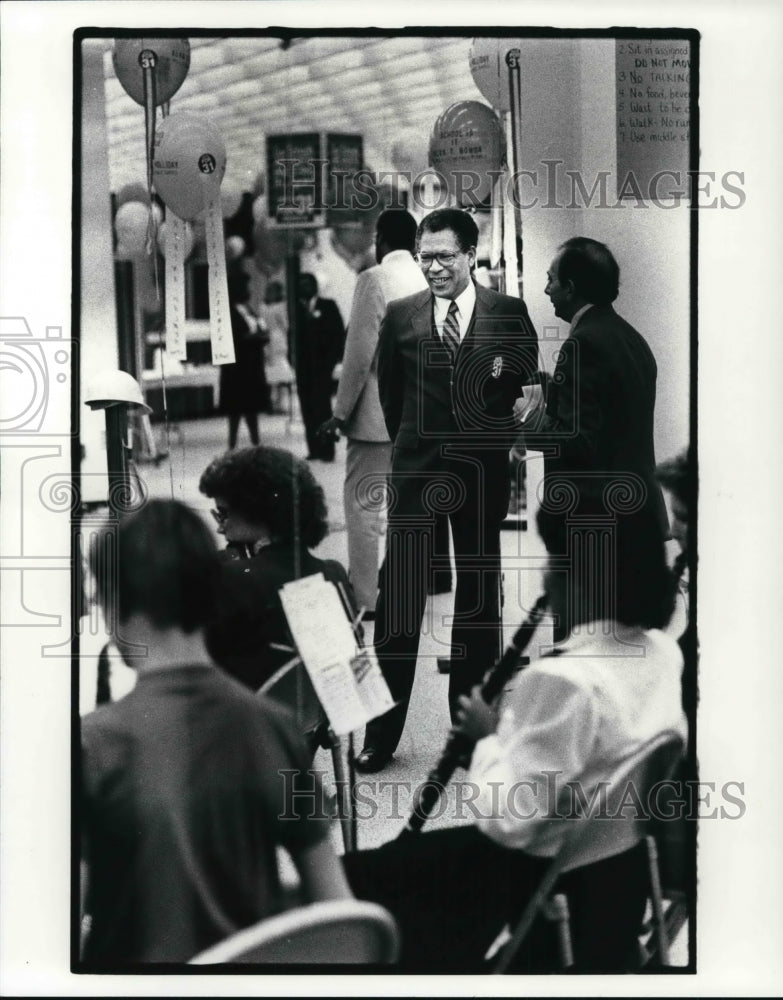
[491,356,503,378]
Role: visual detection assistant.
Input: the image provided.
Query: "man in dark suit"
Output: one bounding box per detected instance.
[293,273,346,462]
[516,236,668,636]
[355,208,539,772]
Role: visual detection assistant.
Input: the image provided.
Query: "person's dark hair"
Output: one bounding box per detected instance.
[556,237,620,305]
[376,209,418,252]
[536,498,675,629]
[89,499,220,632]
[656,448,693,510]
[264,280,284,304]
[226,261,251,303]
[199,445,329,549]
[297,272,318,297]
[417,208,479,253]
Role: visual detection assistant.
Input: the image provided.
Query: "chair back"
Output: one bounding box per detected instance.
[492,729,684,974]
[556,729,685,874]
[189,899,400,965]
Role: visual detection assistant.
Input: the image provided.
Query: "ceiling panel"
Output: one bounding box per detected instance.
[97,33,489,192]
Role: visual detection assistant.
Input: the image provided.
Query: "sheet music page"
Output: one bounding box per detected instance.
[279,573,393,735]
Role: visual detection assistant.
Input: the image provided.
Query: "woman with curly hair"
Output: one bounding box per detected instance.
[199,445,357,693]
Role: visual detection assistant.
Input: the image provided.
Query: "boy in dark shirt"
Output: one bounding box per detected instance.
[80,499,351,966]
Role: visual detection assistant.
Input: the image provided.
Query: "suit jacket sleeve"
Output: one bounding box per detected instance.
[514,297,541,390]
[377,304,403,442]
[321,299,346,368]
[528,333,606,464]
[333,269,385,423]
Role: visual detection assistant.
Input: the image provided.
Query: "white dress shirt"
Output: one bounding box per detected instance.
[468,623,686,866]
[569,302,592,332]
[433,280,476,344]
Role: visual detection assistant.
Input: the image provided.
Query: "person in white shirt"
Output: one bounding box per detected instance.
[318,210,428,616]
[344,499,686,973]
[257,280,294,414]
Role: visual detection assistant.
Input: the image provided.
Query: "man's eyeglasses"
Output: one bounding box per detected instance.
[416,252,459,269]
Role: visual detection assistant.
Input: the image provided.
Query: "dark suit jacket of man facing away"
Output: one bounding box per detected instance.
[526,303,668,530]
[366,281,539,753]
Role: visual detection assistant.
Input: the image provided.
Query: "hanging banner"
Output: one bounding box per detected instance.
[163,215,188,360]
[203,188,235,365]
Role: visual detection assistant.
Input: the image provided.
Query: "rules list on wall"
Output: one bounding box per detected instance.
[615,39,692,201]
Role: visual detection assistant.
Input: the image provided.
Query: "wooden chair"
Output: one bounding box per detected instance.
[491,730,685,973]
[189,899,399,965]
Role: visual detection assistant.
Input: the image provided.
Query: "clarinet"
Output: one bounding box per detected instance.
[400,593,549,837]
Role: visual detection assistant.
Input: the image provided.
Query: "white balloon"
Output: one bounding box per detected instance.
[225,235,246,260]
[221,180,244,219]
[114,201,149,255]
[251,194,267,223]
[157,221,195,259]
[469,37,526,113]
[153,112,226,221]
[391,131,429,176]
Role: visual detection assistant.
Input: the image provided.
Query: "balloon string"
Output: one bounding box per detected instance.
[156,328,176,499]
[142,63,157,199]
[142,63,161,300]
[148,208,161,302]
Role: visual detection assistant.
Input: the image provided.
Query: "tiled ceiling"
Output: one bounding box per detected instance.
[98,34,489,195]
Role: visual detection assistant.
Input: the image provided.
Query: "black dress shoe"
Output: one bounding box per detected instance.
[354,747,393,773]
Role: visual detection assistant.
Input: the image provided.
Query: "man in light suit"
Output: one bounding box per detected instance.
[355,208,539,772]
[516,236,668,638]
[320,210,428,616]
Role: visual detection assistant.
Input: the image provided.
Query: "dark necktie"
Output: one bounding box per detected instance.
[441,300,460,361]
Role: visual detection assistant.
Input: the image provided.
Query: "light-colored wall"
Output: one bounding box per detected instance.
[80,39,119,499]
[515,38,690,465]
